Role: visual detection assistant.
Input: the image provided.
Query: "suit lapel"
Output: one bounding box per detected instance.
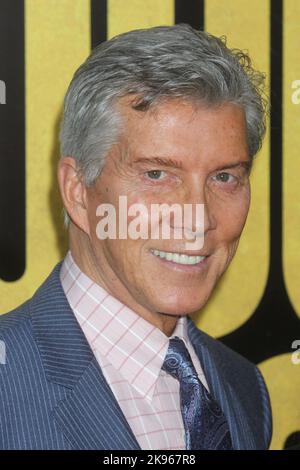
[187,318,262,450]
[52,358,140,449]
[30,262,140,450]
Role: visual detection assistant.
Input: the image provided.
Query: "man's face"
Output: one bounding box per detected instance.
[84,99,251,323]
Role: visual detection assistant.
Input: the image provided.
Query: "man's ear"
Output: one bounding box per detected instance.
[57,156,90,235]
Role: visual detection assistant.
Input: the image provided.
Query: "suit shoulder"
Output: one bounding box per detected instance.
[192,325,256,372]
[188,321,269,398]
[204,327,258,369]
[202,331,269,388]
[0,299,31,336]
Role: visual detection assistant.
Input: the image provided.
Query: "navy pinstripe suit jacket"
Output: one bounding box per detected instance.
[0,262,272,449]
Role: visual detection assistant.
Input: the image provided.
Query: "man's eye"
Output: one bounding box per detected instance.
[145,170,166,180]
[213,172,236,183]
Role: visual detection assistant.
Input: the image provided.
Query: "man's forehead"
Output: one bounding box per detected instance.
[116,95,246,130]
[111,97,249,167]
[118,94,201,115]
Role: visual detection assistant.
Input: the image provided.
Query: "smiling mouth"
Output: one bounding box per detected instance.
[150,249,207,265]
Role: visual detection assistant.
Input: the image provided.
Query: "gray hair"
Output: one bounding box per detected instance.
[60,24,267,222]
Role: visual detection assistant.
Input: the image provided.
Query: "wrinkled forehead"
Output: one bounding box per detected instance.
[112,96,249,166]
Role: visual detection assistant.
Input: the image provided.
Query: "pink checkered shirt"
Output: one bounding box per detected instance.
[60,250,209,450]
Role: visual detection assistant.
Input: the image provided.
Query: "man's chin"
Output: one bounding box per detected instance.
[153,301,205,318]
[156,310,188,318]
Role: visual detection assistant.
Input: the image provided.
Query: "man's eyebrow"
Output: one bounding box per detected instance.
[132,157,183,169]
[214,160,253,172]
[132,157,252,172]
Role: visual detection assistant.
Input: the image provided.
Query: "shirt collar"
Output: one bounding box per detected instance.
[60,250,190,401]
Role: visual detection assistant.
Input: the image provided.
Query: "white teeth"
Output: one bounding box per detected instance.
[151,249,206,265]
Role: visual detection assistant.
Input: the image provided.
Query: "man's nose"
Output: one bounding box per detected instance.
[181,176,217,237]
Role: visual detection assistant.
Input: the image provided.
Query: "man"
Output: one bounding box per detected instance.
[0,24,272,450]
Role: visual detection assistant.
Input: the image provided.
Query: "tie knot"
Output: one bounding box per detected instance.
[162,336,198,382]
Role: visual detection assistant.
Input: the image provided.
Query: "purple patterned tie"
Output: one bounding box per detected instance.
[162,336,233,450]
